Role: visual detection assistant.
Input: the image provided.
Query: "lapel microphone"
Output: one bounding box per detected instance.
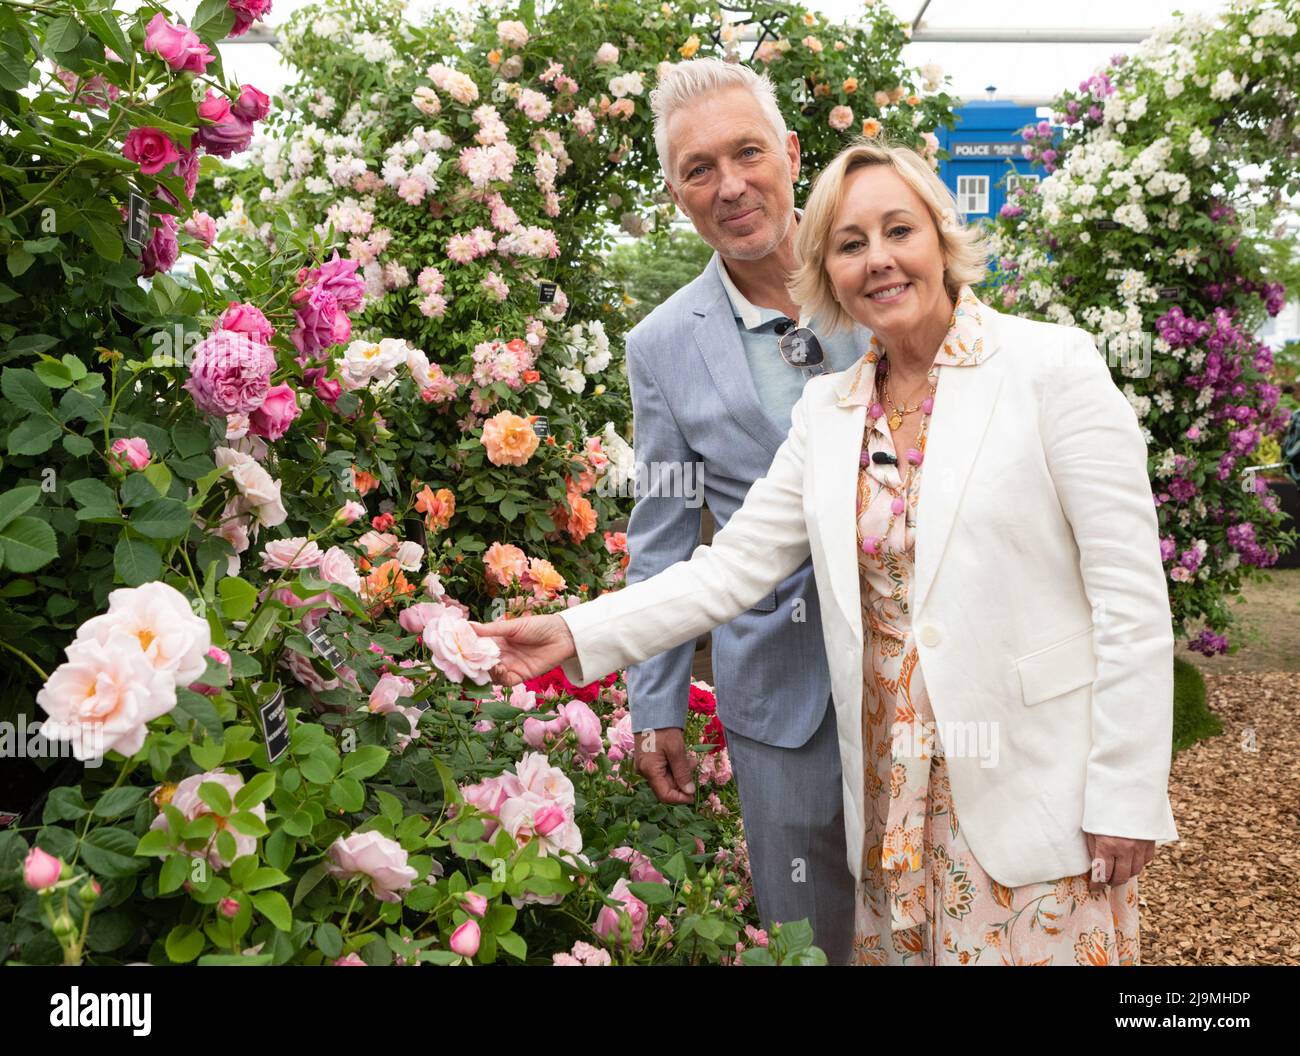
[871,451,898,465]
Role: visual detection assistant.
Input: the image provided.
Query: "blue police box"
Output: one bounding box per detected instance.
[936,98,1051,222]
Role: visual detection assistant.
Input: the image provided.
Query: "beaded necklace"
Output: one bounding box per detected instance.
[856,356,938,557]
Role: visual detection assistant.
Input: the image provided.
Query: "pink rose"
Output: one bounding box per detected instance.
[333,952,367,966]
[609,846,666,884]
[248,383,301,440]
[461,892,488,917]
[232,84,271,122]
[183,211,217,248]
[197,89,232,124]
[149,770,265,869]
[122,127,179,175]
[24,847,63,891]
[458,772,524,837]
[593,877,648,951]
[260,537,323,571]
[172,144,200,200]
[559,699,603,758]
[318,546,362,594]
[422,608,501,683]
[227,0,273,38]
[216,302,275,345]
[369,673,415,711]
[398,601,452,636]
[143,13,213,74]
[109,436,151,472]
[450,919,481,958]
[185,330,276,417]
[326,831,418,903]
[139,210,178,278]
[298,252,366,313]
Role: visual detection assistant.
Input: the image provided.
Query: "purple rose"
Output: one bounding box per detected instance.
[299,252,366,313]
[184,330,276,417]
[197,113,254,159]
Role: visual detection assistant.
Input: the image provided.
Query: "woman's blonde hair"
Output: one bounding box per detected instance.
[789,139,990,335]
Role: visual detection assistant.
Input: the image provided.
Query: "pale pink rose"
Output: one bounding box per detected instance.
[122,127,180,175]
[109,436,151,471]
[280,647,339,693]
[333,952,367,965]
[260,537,323,571]
[497,19,529,48]
[336,501,366,524]
[247,383,301,441]
[422,609,501,683]
[24,847,63,891]
[458,773,525,838]
[828,105,853,131]
[395,540,424,572]
[398,601,454,636]
[318,546,362,596]
[326,831,418,903]
[422,572,447,599]
[497,790,583,857]
[450,919,481,957]
[461,892,488,918]
[225,414,250,441]
[606,714,635,762]
[514,751,577,810]
[522,713,567,749]
[593,877,648,950]
[75,582,211,685]
[149,770,265,869]
[357,530,399,559]
[183,211,217,247]
[369,673,415,712]
[609,845,666,883]
[559,699,603,758]
[593,42,619,66]
[143,13,213,74]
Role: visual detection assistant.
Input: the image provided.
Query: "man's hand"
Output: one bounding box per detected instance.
[1084,832,1157,893]
[469,615,577,686]
[635,727,696,806]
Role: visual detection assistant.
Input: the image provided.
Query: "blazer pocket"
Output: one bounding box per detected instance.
[1015,626,1097,706]
[748,590,778,613]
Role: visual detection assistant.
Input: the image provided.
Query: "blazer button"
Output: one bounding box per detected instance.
[918,624,941,648]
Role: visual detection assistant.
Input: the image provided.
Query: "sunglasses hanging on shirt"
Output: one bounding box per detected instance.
[774,318,828,374]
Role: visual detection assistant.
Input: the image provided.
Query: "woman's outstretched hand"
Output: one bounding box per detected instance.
[468,614,577,686]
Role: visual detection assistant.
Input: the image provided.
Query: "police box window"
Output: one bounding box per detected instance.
[956,175,989,216]
[1005,173,1040,196]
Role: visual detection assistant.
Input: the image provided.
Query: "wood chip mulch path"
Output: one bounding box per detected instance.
[1140,671,1300,965]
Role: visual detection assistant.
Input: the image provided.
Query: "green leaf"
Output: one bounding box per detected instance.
[62,433,94,456]
[43,785,88,822]
[82,10,130,57]
[79,827,144,878]
[113,536,162,585]
[217,576,258,620]
[242,867,289,891]
[129,497,192,539]
[82,217,123,262]
[142,462,172,497]
[7,418,61,455]
[339,745,389,780]
[175,688,223,741]
[165,923,205,964]
[33,359,75,388]
[7,246,33,277]
[314,922,343,959]
[252,890,292,931]
[43,15,85,55]
[158,853,190,894]
[0,515,57,572]
[626,880,674,905]
[66,477,117,510]
[134,829,172,857]
[226,811,268,837]
[497,931,527,960]
[192,0,237,40]
[234,771,275,810]
[197,780,233,817]
[92,786,147,819]
[0,485,39,531]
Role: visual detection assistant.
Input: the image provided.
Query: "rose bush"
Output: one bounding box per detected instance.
[982,0,1300,653]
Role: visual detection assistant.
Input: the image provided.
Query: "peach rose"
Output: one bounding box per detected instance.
[481,411,540,466]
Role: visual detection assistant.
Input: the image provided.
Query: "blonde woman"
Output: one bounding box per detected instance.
[471,141,1178,965]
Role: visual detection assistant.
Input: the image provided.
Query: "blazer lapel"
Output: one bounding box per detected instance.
[691,261,793,456]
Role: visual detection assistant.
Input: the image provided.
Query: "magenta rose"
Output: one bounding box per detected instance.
[197,89,232,124]
[184,330,276,417]
[216,302,275,345]
[232,84,271,122]
[139,211,178,278]
[197,111,254,158]
[227,0,273,38]
[248,383,301,440]
[290,286,351,358]
[300,252,366,312]
[143,13,213,74]
[122,127,179,175]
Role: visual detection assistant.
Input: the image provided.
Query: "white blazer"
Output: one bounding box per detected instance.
[558,302,1179,888]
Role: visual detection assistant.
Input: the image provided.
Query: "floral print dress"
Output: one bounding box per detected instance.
[844,289,1141,966]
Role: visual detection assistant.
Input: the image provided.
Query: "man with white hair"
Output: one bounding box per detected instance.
[622,58,868,963]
